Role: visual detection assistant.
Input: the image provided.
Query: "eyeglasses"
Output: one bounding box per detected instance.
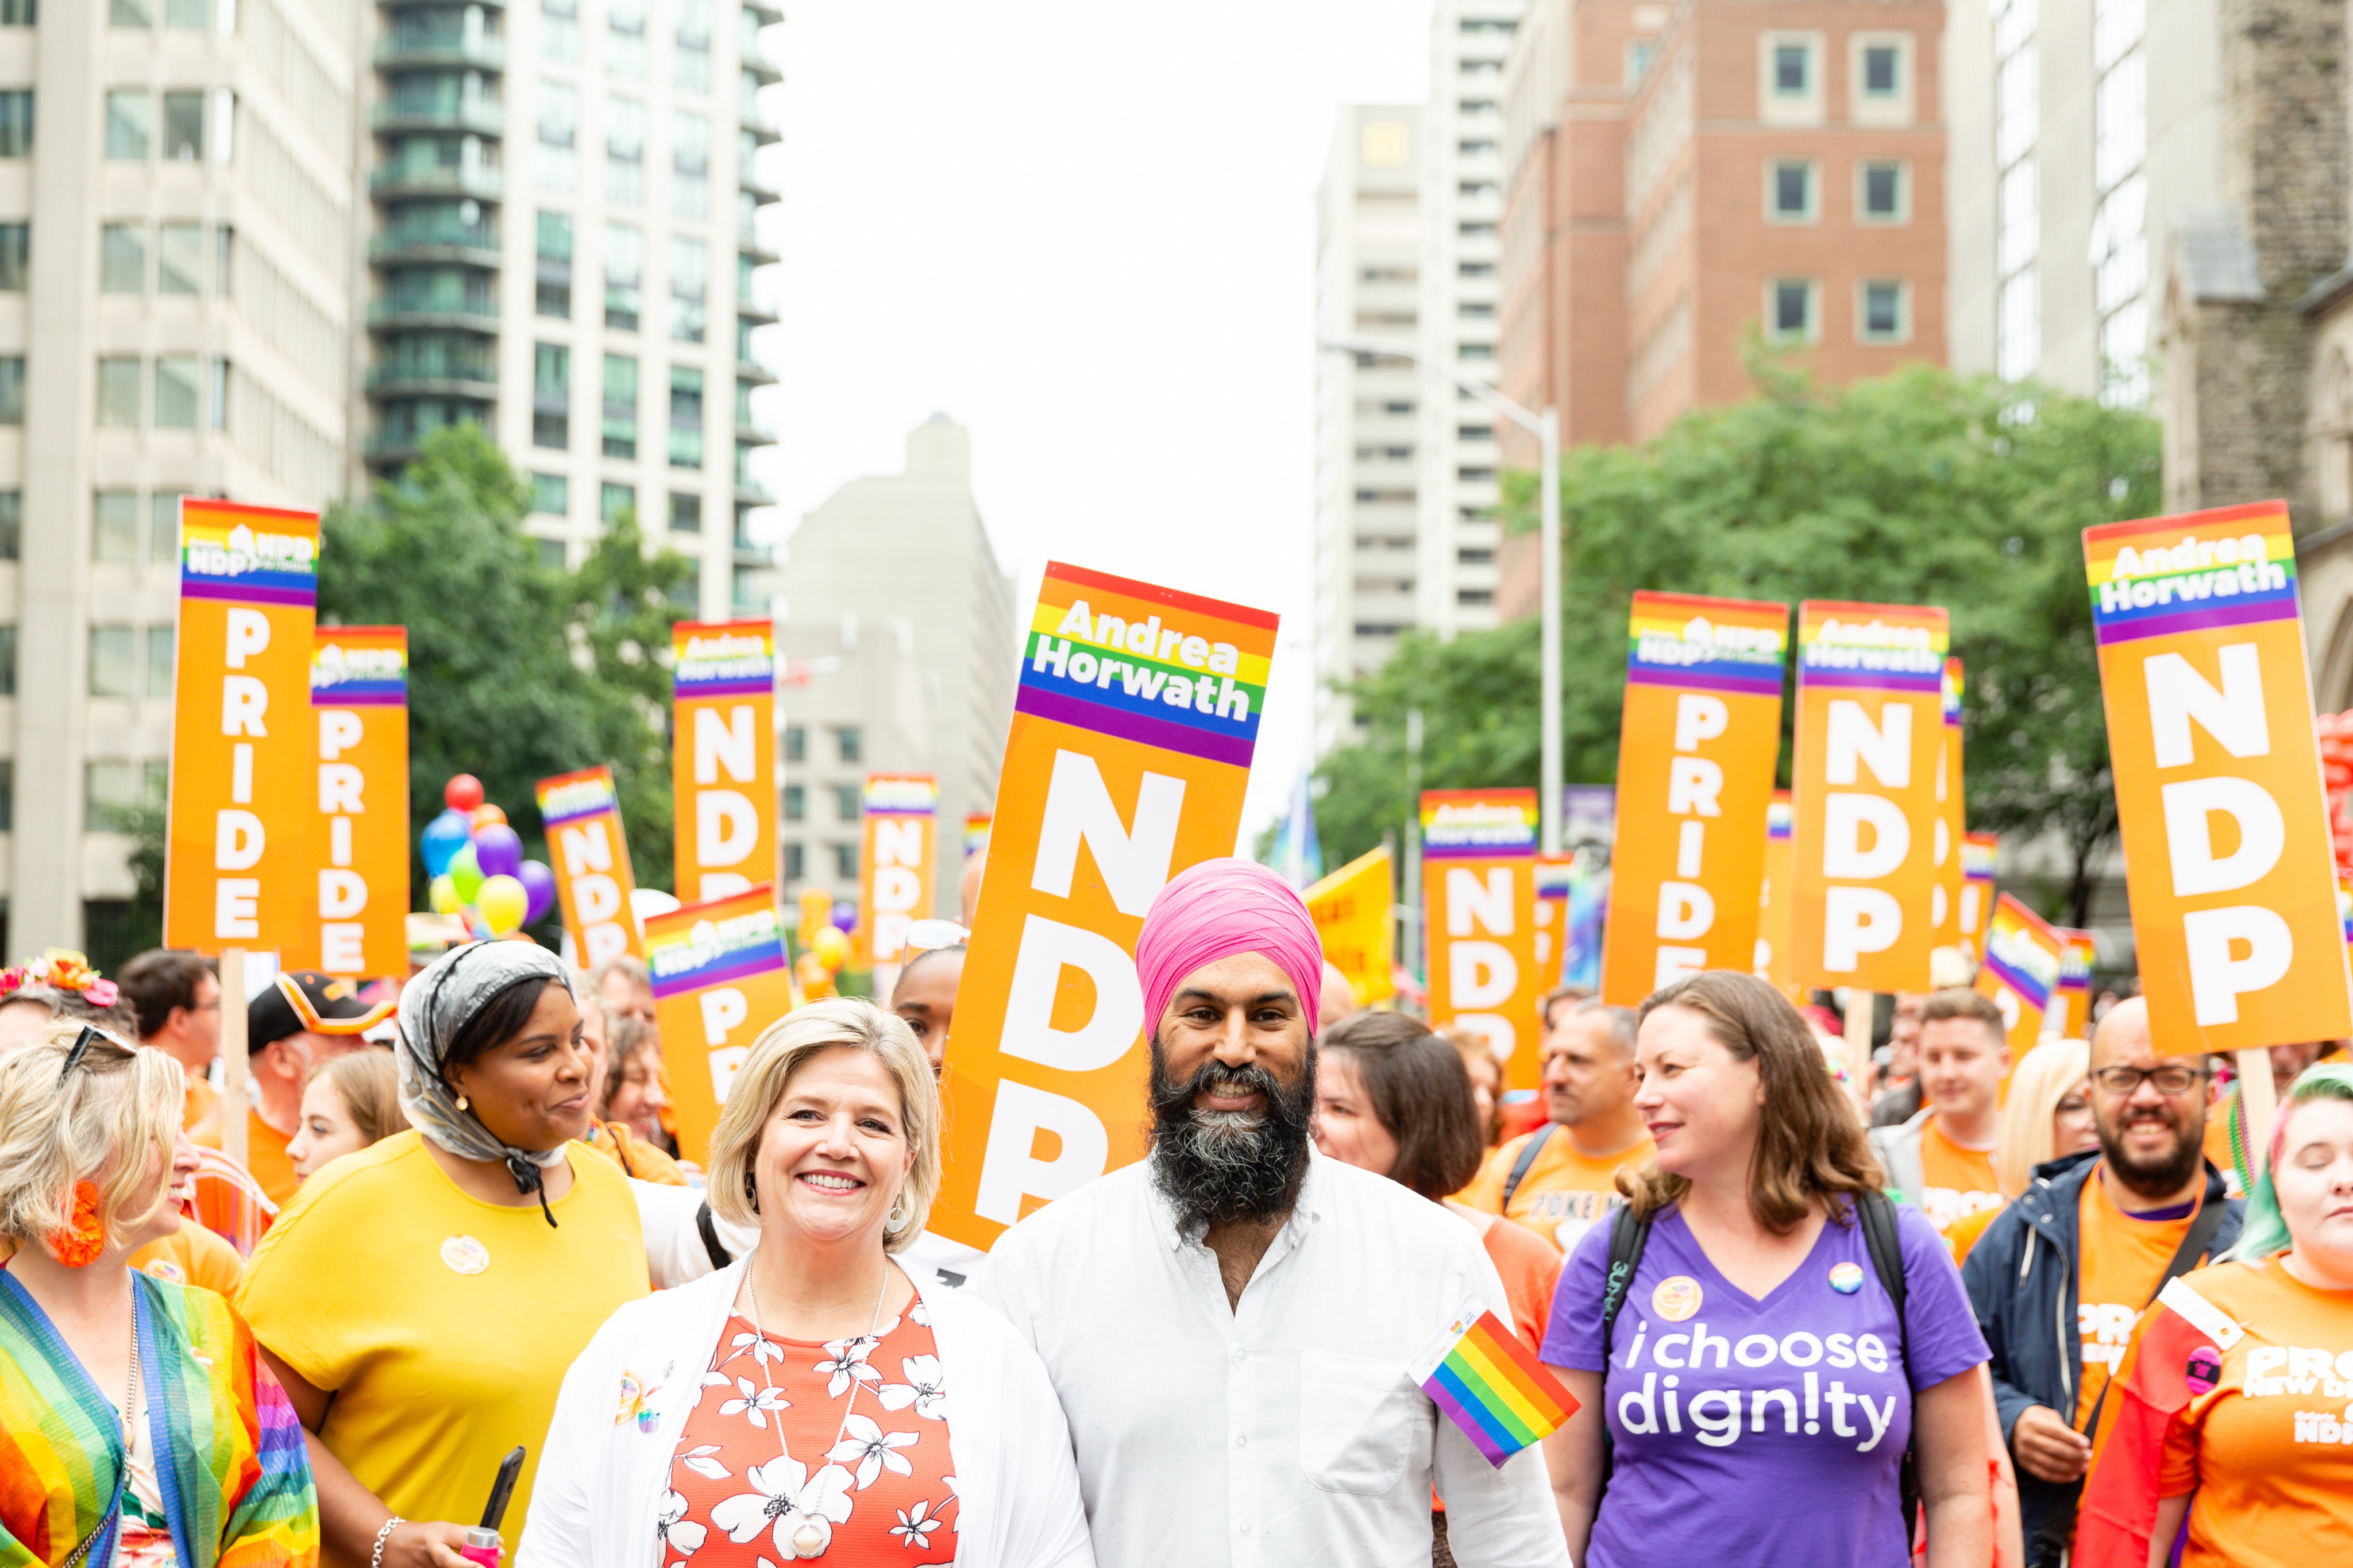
[2089,1064,2212,1097]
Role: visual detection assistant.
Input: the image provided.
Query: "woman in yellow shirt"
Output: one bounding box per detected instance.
[236,943,649,1568]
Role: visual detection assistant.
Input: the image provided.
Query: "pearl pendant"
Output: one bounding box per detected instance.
[786,1512,831,1559]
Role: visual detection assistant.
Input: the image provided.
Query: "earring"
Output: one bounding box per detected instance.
[745,1171,761,1215]
[48,1180,105,1268]
[455,1094,469,1112]
[886,1192,911,1234]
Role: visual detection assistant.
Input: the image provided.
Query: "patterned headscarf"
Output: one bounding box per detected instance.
[1135,858,1325,1036]
[396,941,576,1223]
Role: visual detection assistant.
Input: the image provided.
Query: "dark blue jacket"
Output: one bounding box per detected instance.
[1958,1149,2242,1548]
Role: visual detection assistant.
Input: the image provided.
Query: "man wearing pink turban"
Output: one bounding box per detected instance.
[977,858,1569,1568]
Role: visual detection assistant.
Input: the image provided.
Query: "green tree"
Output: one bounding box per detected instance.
[1315,361,2162,927]
[318,423,695,901]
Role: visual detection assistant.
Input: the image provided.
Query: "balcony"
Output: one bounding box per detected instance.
[367,300,498,331]
[370,164,504,202]
[372,101,506,138]
[369,226,502,268]
[373,34,507,71]
[736,356,777,388]
[366,361,500,399]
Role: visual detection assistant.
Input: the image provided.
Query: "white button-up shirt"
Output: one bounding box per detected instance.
[976,1150,1570,1568]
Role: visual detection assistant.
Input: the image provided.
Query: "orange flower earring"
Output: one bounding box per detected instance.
[48,1180,105,1268]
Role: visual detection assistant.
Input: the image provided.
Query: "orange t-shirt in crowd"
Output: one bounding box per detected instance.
[1917,1118,2004,1237]
[196,1106,298,1206]
[578,1121,687,1185]
[1945,1201,2004,1264]
[2074,1171,2200,1427]
[2154,1258,2353,1568]
[1476,1210,1563,1354]
[183,1075,220,1136]
[1458,1126,1653,1254]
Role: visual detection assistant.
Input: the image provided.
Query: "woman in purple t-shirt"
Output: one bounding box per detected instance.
[1539,971,1994,1567]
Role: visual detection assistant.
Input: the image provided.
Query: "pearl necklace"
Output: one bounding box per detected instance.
[742,1261,892,1560]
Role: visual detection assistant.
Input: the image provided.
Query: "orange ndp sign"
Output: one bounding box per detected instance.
[644,883,796,1163]
[1789,601,1949,992]
[931,562,1276,1250]
[859,773,939,968]
[672,620,776,905]
[1600,592,1787,1004]
[1423,788,1542,1090]
[290,628,409,976]
[2085,501,2353,1055]
[1933,659,1965,952]
[163,501,319,952]
[535,766,644,970]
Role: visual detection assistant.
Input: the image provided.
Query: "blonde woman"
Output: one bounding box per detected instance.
[518,998,1092,1568]
[1945,1038,2099,1264]
[0,1026,318,1566]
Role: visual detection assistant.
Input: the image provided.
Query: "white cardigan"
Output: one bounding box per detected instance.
[515,1256,1096,1568]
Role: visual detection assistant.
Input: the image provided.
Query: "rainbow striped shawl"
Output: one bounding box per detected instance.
[0,1269,317,1568]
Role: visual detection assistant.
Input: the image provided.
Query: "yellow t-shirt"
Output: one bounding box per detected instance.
[2154,1258,2353,1568]
[196,1106,299,1207]
[1917,1118,2004,1236]
[2074,1172,2200,1426]
[1458,1125,1654,1253]
[235,1129,649,1568]
[129,1220,247,1299]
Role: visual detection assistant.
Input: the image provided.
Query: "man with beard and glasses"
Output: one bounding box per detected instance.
[976,858,1566,1568]
[1961,996,2244,1563]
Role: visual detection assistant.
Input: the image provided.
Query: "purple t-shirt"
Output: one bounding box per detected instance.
[1541,1202,1989,1568]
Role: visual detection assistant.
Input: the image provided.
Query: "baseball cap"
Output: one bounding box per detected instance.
[248,971,396,1053]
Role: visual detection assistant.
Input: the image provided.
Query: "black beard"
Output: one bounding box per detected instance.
[1147,1039,1317,1235]
[2098,1106,2207,1200]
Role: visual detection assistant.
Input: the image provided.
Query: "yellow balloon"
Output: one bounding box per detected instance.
[476,874,529,934]
[429,874,461,914]
[812,926,851,970]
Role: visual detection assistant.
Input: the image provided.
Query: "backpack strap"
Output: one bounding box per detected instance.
[1596,1203,1652,1489]
[1856,1191,1920,1543]
[1499,1123,1560,1215]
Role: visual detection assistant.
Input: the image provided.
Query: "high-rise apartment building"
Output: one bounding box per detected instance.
[1,0,366,956]
[1496,0,1946,615]
[368,0,782,618]
[1313,105,1421,755]
[1415,1,1522,642]
[774,416,1015,916]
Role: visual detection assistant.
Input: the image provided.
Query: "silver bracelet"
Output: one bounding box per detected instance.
[372,1517,405,1568]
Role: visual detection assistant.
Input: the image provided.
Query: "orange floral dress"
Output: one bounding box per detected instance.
[658,1300,958,1565]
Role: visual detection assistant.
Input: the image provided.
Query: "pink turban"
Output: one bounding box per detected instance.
[1136,858,1325,1035]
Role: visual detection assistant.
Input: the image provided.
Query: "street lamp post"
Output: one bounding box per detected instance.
[1318,335,1564,852]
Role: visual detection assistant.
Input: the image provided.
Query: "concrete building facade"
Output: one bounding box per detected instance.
[1,0,366,956]
[1313,104,1422,755]
[774,416,1015,918]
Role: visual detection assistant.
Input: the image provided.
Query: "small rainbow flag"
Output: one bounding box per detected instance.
[1407,1297,1579,1466]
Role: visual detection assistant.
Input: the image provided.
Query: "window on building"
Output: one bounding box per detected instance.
[1995,0,2042,383]
[782,725,806,764]
[1458,261,1493,279]
[1458,588,1495,607]
[96,357,141,426]
[94,492,140,563]
[1766,278,1819,343]
[670,235,707,342]
[0,223,23,289]
[1768,159,1816,222]
[0,492,19,557]
[89,628,136,698]
[603,223,642,330]
[0,90,25,157]
[538,78,578,191]
[600,481,634,525]
[157,221,205,292]
[1863,44,1901,96]
[145,627,172,697]
[669,366,703,468]
[1860,279,1910,343]
[0,359,20,426]
[782,783,805,822]
[537,210,573,315]
[676,39,711,94]
[86,761,138,831]
[737,314,756,363]
[113,0,152,20]
[669,491,700,532]
[1458,546,1494,565]
[160,91,207,160]
[608,0,647,76]
[673,112,709,219]
[214,225,232,293]
[831,782,858,822]
[605,97,645,205]
[1456,423,1491,442]
[531,473,568,516]
[0,628,14,698]
[833,725,862,764]
[601,353,638,458]
[106,91,152,159]
[0,1,34,23]
[166,0,214,24]
[831,843,858,882]
[153,356,201,427]
[1773,42,1811,94]
[539,538,568,569]
[539,0,578,60]
[534,342,570,448]
[1859,160,1907,222]
[783,843,805,881]
[141,493,179,562]
[205,357,226,428]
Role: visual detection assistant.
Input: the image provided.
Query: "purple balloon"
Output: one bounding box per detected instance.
[518,859,558,925]
[473,822,524,879]
[831,900,858,934]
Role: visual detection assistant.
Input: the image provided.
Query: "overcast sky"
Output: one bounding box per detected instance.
[757,0,1434,851]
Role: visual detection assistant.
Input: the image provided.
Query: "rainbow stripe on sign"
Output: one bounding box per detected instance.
[1768,794,1792,840]
[645,884,788,999]
[2083,501,2298,646]
[1625,590,1787,697]
[311,627,407,706]
[864,774,938,816]
[1422,789,1538,860]
[1982,894,2062,1009]
[1017,561,1279,766]
[674,620,776,698]
[537,765,620,827]
[2058,930,2095,997]
[1795,601,1947,693]
[180,500,318,606]
[1407,1297,1579,1467]
[1963,832,1998,887]
[1943,658,1964,727]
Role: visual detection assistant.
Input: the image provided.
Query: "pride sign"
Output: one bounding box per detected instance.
[289,627,408,976]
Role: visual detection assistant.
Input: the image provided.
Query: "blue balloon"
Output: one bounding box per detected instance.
[421,809,473,877]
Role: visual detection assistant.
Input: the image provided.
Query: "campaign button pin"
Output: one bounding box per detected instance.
[1829,1261,1865,1295]
[442,1234,489,1275]
[1652,1275,1702,1321]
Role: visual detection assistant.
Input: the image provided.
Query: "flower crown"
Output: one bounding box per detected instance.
[0,950,120,1009]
